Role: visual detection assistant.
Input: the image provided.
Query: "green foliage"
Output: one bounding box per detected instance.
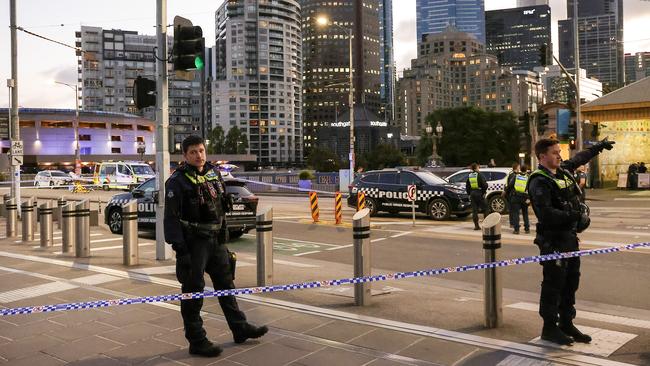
[224,127,248,154]
[420,107,519,167]
[206,126,225,154]
[415,135,433,167]
[307,146,341,172]
[359,143,405,170]
[299,170,314,180]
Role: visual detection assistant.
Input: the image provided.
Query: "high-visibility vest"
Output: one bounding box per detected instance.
[184,169,220,185]
[514,174,528,194]
[469,172,479,189]
[530,169,573,190]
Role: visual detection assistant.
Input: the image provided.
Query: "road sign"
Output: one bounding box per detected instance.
[11,155,22,166]
[407,185,417,202]
[10,140,23,156]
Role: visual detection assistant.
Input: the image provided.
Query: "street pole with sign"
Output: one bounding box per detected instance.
[408,184,416,226]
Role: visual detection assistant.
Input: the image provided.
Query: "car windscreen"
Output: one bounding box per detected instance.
[51,171,69,177]
[131,165,154,175]
[226,185,253,196]
[414,171,448,185]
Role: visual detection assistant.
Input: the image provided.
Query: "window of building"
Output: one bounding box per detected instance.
[111,135,121,141]
[111,147,121,154]
[79,134,92,141]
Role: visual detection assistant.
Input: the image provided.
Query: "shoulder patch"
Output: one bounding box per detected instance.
[167,190,174,198]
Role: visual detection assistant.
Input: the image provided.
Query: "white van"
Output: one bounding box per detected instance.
[93,161,155,190]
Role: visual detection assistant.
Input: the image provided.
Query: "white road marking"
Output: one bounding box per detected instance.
[390,231,413,238]
[529,326,636,358]
[91,243,154,252]
[371,237,387,242]
[496,355,558,366]
[327,244,352,250]
[508,302,650,330]
[293,250,322,257]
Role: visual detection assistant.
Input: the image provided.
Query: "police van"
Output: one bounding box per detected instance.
[348,168,471,220]
[104,178,258,240]
[445,167,511,213]
[93,161,156,191]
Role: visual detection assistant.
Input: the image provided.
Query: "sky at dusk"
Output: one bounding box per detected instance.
[1,0,649,109]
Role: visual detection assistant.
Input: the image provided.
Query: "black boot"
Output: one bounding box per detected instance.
[541,323,573,346]
[560,322,592,343]
[189,339,223,357]
[233,323,269,344]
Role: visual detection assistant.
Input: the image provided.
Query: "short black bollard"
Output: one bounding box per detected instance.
[353,208,371,306]
[39,202,54,248]
[122,200,139,266]
[6,198,17,237]
[21,198,34,242]
[75,200,91,258]
[482,212,503,328]
[57,198,67,230]
[61,202,75,254]
[256,207,274,286]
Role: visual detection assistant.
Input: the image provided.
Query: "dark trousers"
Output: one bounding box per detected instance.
[470,190,487,227]
[539,257,581,324]
[176,232,247,344]
[510,198,529,231]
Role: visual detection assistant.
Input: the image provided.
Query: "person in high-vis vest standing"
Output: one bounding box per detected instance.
[165,135,268,357]
[465,163,488,230]
[504,164,530,234]
[527,137,614,346]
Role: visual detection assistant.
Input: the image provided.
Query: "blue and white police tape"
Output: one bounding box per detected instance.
[1,242,648,317]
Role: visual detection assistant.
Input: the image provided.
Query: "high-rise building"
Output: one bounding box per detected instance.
[76,26,205,147]
[395,28,544,137]
[416,0,485,44]
[485,4,551,71]
[534,65,602,105]
[213,0,302,164]
[379,0,396,121]
[301,0,383,156]
[558,0,624,87]
[625,52,650,84]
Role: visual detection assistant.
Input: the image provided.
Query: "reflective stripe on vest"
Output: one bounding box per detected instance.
[530,169,573,190]
[184,169,220,185]
[469,172,479,189]
[514,174,528,193]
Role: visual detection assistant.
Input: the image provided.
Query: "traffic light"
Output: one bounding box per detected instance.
[569,138,576,150]
[133,76,156,109]
[537,113,549,135]
[173,24,205,71]
[518,112,530,151]
[539,43,549,67]
[168,126,176,153]
[568,121,577,139]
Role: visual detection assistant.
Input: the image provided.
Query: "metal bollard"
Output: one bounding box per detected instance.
[75,200,91,258]
[6,199,17,237]
[353,208,371,306]
[57,198,67,229]
[32,198,38,233]
[61,202,76,254]
[39,202,54,248]
[256,207,274,286]
[122,200,139,266]
[21,198,34,242]
[482,212,503,328]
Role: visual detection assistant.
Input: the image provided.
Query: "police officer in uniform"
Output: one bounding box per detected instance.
[527,137,614,345]
[504,163,521,228]
[466,163,488,230]
[574,165,588,203]
[165,135,268,357]
[504,164,530,234]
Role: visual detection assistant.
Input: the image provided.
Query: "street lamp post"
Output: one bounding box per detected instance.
[529,102,538,169]
[425,121,443,167]
[55,81,81,175]
[316,16,354,181]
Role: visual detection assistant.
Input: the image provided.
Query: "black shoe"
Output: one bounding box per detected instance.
[541,324,574,346]
[233,324,268,344]
[513,229,520,235]
[189,339,223,357]
[560,323,592,343]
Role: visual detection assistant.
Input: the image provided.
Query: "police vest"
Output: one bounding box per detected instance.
[469,172,479,189]
[529,169,574,191]
[184,169,220,185]
[514,174,528,194]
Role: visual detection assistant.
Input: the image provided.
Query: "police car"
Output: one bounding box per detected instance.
[348,168,471,220]
[104,178,258,240]
[445,167,511,214]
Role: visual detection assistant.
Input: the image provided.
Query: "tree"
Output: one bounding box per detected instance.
[224,126,247,154]
[307,146,341,172]
[419,107,519,167]
[360,143,405,170]
[206,126,225,154]
[415,134,433,167]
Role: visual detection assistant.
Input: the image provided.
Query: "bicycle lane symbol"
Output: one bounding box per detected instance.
[273,240,323,255]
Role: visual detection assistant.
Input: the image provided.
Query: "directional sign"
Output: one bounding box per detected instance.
[407,185,417,202]
[10,140,23,156]
[11,155,23,166]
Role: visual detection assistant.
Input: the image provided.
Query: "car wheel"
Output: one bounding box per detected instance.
[49,181,55,189]
[488,195,507,214]
[108,208,123,234]
[428,198,451,220]
[103,183,110,191]
[364,197,378,216]
[228,230,244,240]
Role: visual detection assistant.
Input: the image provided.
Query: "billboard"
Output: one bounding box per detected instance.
[556,109,571,141]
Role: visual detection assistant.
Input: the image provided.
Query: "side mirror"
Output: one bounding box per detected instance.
[132,189,145,198]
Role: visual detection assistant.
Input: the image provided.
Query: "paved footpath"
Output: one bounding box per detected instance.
[0,221,645,365]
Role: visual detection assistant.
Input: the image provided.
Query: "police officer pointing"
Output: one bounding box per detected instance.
[165,135,267,357]
[466,163,488,230]
[527,137,614,346]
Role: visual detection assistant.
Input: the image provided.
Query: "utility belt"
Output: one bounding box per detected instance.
[180,219,222,232]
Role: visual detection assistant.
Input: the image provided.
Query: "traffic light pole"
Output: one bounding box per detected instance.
[155,0,172,261]
[9,0,21,212]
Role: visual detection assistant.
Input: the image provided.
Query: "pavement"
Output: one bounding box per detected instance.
[0,187,649,365]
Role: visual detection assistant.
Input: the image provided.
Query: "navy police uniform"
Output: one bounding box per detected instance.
[504,171,530,234]
[466,170,488,230]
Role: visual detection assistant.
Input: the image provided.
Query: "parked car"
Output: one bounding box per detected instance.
[34,170,73,188]
[104,178,258,240]
[93,161,156,191]
[445,167,511,214]
[347,168,471,220]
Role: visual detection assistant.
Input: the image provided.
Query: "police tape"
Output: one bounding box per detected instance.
[2,242,648,317]
[237,178,343,197]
